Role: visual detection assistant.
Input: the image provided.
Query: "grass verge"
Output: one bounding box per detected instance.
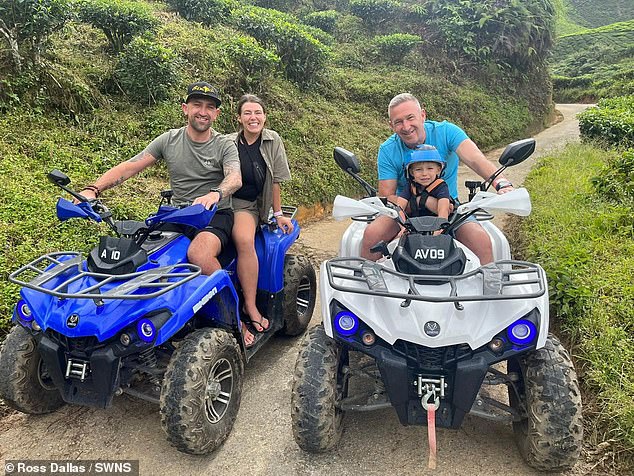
[510,142,634,470]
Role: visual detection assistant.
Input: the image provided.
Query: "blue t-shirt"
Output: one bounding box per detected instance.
[377,120,469,199]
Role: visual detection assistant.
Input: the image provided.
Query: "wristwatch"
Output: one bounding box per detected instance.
[210,188,223,200]
[494,179,513,191]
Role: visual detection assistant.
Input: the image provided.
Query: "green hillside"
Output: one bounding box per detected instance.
[551,19,634,101]
[567,0,634,28]
[552,0,587,35]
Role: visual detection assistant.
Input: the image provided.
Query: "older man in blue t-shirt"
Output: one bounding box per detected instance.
[362,93,515,264]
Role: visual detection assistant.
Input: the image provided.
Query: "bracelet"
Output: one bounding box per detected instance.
[210,188,223,200]
[494,179,513,191]
[273,211,284,218]
[83,185,100,197]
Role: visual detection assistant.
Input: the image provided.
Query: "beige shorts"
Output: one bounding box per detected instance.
[232,197,259,222]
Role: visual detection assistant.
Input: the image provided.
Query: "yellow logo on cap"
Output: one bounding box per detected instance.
[192,85,214,93]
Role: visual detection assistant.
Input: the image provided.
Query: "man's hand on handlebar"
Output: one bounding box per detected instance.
[193,191,220,209]
[73,189,98,204]
[494,179,515,195]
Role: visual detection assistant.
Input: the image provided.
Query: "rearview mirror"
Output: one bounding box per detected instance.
[498,139,536,167]
[48,170,71,186]
[334,147,360,174]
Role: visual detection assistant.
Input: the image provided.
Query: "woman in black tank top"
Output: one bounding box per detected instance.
[232,95,293,347]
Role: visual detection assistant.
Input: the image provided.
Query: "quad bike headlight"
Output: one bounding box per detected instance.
[16,300,33,322]
[507,319,537,346]
[137,319,156,343]
[334,311,359,337]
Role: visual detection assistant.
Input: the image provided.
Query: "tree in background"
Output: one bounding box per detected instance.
[0,0,73,72]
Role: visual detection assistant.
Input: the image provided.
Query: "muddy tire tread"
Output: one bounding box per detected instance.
[512,334,583,472]
[281,254,316,336]
[160,328,243,455]
[291,324,343,452]
[0,326,64,414]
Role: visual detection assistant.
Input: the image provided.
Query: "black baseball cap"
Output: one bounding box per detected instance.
[185,81,221,107]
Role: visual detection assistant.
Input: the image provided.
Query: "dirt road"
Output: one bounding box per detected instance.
[0,104,595,475]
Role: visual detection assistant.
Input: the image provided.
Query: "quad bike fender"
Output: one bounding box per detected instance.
[480,219,511,261]
[17,273,233,344]
[339,219,368,258]
[156,270,239,345]
[254,220,300,293]
[320,262,550,350]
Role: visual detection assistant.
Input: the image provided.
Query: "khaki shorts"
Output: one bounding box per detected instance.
[232,197,259,222]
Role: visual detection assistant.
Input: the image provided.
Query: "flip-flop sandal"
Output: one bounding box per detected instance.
[243,317,270,334]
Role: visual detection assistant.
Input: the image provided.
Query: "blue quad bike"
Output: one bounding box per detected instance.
[0,170,316,454]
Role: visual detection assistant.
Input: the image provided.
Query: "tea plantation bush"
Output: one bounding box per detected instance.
[302,10,338,34]
[372,33,421,64]
[166,0,233,26]
[0,0,73,71]
[231,6,330,87]
[222,34,281,94]
[550,20,634,101]
[578,95,634,148]
[349,0,400,33]
[115,37,181,104]
[78,0,159,53]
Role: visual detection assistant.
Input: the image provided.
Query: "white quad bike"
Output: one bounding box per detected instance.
[291,139,583,471]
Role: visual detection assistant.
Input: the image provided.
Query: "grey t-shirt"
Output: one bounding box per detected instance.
[145,127,239,209]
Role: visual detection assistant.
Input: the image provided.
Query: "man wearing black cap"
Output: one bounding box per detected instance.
[78,81,241,276]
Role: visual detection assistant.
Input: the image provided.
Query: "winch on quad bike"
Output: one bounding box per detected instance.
[0,170,316,455]
[290,139,583,472]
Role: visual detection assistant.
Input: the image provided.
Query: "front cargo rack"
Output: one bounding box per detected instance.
[325,257,546,308]
[9,252,201,302]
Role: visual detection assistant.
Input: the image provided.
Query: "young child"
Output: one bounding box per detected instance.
[395,145,451,233]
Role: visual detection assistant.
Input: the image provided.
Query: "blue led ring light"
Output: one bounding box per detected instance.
[334,311,359,337]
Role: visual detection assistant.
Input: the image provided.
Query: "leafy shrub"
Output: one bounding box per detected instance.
[115,37,181,104]
[372,33,421,64]
[78,0,158,53]
[303,10,338,34]
[223,34,281,94]
[231,6,330,87]
[591,150,634,205]
[159,19,226,79]
[250,0,294,10]
[424,0,556,71]
[332,13,365,43]
[0,0,73,71]
[578,95,634,148]
[1,9,112,113]
[166,0,233,26]
[349,0,399,33]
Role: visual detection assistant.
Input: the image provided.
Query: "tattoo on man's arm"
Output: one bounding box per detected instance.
[127,151,146,163]
[218,162,242,196]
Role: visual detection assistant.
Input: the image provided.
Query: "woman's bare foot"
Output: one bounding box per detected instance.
[242,322,255,347]
[244,305,269,333]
